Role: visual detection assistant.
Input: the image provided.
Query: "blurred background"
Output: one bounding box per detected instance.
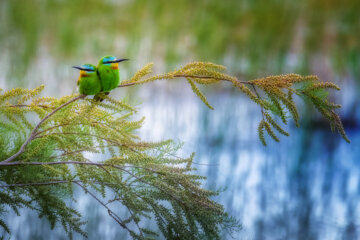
[0,0,359,239]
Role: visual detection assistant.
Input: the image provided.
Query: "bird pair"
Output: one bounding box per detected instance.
[73,56,128,97]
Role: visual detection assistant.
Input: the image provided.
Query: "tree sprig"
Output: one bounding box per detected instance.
[0,61,348,239]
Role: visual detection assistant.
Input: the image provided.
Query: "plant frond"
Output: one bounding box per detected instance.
[187,78,214,110]
[0,61,349,238]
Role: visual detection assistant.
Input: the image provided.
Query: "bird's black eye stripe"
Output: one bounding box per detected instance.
[103,59,129,64]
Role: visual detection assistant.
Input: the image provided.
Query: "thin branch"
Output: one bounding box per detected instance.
[33,132,142,154]
[120,199,144,238]
[35,119,128,138]
[119,74,253,87]
[2,94,86,163]
[117,82,137,88]
[74,182,134,234]
[49,143,120,155]
[103,195,144,237]
[1,178,145,236]
[160,149,219,166]
[0,180,116,188]
[3,73,250,164]
[6,104,53,109]
[173,74,254,85]
[35,123,76,136]
[0,180,74,187]
[0,160,185,203]
[33,132,123,146]
[87,158,112,175]
[46,150,90,160]
[35,132,151,155]
[115,166,185,204]
[0,161,117,167]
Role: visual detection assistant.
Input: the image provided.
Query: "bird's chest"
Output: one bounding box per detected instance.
[102,70,117,81]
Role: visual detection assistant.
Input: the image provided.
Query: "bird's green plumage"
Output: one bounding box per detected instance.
[97,56,125,92]
[75,64,101,95]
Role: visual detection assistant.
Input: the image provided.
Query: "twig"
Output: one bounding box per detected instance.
[120,74,254,87]
[33,132,121,145]
[0,180,115,188]
[2,94,86,163]
[117,82,136,88]
[173,74,254,85]
[35,123,75,136]
[6,104,52,109]
[3,73,251,164]
[74,182,134,233]
[0,160,185,203]
[33,132,144,152]
[0,161,121,167]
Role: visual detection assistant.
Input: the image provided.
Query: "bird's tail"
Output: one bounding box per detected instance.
[94,92,110,102]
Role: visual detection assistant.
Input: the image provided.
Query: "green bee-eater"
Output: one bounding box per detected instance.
[97,56,128,93]
[73,64,101,95]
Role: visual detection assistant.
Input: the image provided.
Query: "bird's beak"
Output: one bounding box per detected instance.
[72,66,86,71]
[106,58,129,64]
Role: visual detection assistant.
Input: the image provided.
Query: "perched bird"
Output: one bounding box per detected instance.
[97,56,128,93]
[72,64,101,95]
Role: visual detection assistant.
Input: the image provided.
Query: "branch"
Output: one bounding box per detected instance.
[33,132,145,154]
[2,94,86,163]
[35,123,77,136]
[117,82,137,88]
[6,104,53,109]
[3,72,252,164]
[0,160,185,203]
[117,74,255,88]
[118,74,254,88]
[0,161,120,167]
[0,180,116,188]
[173,74,253,85]
[74,182,134,234]
[4,65,347,165]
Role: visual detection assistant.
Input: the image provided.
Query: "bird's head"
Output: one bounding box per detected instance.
[72,64,97,78]
[99,56,129,69]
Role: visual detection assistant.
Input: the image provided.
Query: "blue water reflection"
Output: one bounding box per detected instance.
[138,82,359,240]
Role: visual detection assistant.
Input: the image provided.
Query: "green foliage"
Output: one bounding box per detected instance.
[0,61,348,238]
[0,76,239,238]
[125,62,349,145]
[248,74,350,145]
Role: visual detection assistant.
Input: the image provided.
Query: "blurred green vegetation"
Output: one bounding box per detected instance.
[0,0,359,83]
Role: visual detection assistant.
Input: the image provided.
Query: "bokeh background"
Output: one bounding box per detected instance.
[0,0,359,239]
